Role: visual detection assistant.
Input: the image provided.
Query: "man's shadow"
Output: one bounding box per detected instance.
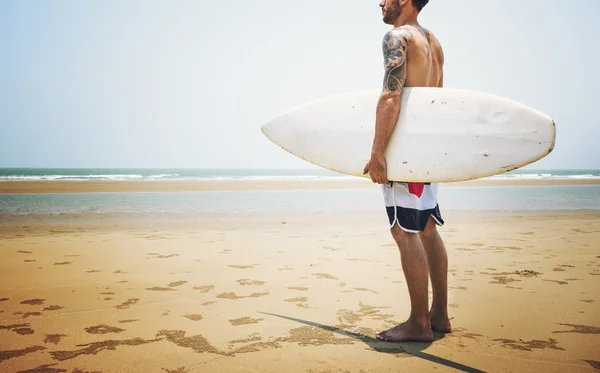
[258,312,486,373]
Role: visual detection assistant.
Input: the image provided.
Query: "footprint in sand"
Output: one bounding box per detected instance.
[489,276,521,285]
[13,311,42,318]
[85,324,125,334]
[229,317,262,326]
[183,314,203,321]
[114,299,139,310]
[147,286,177,292]
[147,253,180,259]
[0,324,34,335]
[352,288,378,294]
[285,297,310,309]
[50,337,159,361]
[217,292,269,300]
[216,292,269,300]
[118,319,139,324]
[237,279,265,286]
[44,334,67,345]
[492,338,564,351]
[287,287,308,291]
[313,273,338,280]
[285,297,308,302]
[553,323,600,335]
[229,265,259,269]
[193,285,215,293]
[0,345,46,363]
[20,299,45,306]
[147,281,188,292]
[162,368,189,373]
[54,261,73,266]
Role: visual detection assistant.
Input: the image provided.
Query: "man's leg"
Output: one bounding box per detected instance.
[376,223,433,342]
[420,217,451,333]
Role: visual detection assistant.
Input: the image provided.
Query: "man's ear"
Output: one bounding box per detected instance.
[400,0,409,7]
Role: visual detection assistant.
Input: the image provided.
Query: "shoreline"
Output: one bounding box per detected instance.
[2,210,600,236]
[1,178,600,194]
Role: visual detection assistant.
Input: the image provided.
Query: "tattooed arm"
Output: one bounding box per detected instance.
[364,28,412,184]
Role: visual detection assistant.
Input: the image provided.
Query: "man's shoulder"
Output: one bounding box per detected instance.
[384,26,415,41]
[383,26,414,50]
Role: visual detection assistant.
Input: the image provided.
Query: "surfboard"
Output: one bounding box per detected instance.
[261,87,556,182]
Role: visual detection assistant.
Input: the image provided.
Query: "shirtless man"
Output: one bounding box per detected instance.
[363,0,451,342]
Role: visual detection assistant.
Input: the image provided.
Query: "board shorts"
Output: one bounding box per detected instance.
[382,181,444,233]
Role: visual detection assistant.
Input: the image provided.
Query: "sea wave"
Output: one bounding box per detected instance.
[0,174,355,182]
[490,173,600,180]
[2,172,599,182]
[0,174,145,181]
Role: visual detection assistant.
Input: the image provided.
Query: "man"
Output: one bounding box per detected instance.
[363,0,451,342]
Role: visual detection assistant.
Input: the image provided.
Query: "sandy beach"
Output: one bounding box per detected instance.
[1,198,599,372]
[1,178,600,194]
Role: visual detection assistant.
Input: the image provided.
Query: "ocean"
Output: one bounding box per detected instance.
[1,168,600,216]
[2,168,600,182]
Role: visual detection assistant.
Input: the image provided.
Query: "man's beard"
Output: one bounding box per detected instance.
[383,1,402,25]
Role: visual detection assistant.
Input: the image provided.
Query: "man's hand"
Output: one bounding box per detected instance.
[363,154,388,184]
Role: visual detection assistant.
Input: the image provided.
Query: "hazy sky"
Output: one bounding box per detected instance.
[1,1,599,169]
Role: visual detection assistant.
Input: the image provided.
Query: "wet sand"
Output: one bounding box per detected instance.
[1,210,599,372]
[1,178,600,194]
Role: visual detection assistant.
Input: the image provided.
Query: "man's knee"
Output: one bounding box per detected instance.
[419,217,438,241]
[390,223,418,244]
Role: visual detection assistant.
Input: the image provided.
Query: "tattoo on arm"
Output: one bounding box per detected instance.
[382,29,411,92]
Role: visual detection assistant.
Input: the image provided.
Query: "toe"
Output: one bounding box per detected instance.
[376,331,391,342]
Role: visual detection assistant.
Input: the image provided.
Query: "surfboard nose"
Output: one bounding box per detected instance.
[261,114,290,146]
[260,120,276,143]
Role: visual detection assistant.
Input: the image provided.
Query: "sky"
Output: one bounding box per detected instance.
[1,0,599,170]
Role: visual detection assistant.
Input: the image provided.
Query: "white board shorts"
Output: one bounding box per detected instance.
[382,181,444,233]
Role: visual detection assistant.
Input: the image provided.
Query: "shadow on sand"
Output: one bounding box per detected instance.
[258,312,486,373]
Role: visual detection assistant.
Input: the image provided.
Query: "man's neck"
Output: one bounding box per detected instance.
[394,10,419,28]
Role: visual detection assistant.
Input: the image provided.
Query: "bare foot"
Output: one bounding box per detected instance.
[430,310,452,333]
[376,319,433,342]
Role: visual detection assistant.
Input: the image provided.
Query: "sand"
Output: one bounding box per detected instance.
[1,178,600,194]
[0,207,599,373]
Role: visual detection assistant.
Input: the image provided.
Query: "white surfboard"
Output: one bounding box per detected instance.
[261,87,556,182]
